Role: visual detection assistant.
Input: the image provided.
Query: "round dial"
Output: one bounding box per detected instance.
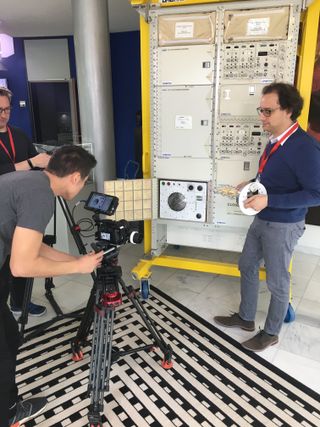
[168,192,187,212]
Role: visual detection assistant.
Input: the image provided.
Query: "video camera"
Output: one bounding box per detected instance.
[84,191,143,248]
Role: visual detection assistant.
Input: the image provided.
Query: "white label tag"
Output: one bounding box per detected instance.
[160,152,172,159]
[175,115,192,129]
[223,89,231,100]
[175,22,194,39]
[247,18,270,36]
[248,85,255,95]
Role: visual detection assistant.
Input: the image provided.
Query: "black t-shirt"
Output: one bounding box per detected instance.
[0,126,38,175]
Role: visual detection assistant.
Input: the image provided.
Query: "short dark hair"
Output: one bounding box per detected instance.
[262,82,303,121]
[46,145,97,179]
[0,86,12,102]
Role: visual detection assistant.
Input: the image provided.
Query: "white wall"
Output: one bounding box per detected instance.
[24,38,70,81]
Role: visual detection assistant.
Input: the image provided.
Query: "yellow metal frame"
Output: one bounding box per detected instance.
[140,16,152,253]
[132,257,293,302]
[297,0,320,130]
[134,0,317,283]
[132,255,266,280]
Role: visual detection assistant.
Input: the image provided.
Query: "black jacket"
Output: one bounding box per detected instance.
[0,126,37,175]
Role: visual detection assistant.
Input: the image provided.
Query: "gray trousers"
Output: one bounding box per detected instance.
[238,216,305,335]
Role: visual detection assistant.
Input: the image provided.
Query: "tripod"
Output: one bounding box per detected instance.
[18,196,96,343]
[18,193,173,426]
[83,246,173,426]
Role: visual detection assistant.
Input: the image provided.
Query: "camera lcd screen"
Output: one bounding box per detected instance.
[85,192,119,216]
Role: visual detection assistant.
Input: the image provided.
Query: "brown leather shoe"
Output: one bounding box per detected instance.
[214,313,255,331]
[241,330,279,352]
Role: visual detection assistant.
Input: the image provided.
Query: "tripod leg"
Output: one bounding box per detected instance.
[71,283,96,361]
[119,278,173,369]
[18,278,34,344]
[44,277,64,316]
[87,304,115,426]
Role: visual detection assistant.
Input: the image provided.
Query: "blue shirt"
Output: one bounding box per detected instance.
[257,127,320,223]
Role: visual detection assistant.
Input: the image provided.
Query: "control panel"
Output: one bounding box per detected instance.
[221,42,287,81]
[216,124,266,159]
[159,180,207,222]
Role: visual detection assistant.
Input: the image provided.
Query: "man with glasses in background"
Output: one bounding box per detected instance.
[214,82,320,352]
[0,86,50,317]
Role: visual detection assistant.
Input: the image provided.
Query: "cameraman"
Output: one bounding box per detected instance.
[0,86,51,317]
[0,145,104,426]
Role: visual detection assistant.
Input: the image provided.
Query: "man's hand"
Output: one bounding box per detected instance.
[32,153,51,168]
[244,194,268,211]
[76,251,104,274]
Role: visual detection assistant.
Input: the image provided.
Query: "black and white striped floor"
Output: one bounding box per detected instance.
[17,287,320,426]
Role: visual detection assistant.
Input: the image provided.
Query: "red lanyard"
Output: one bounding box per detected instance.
[258,122,299,175]
[0,127,16,164]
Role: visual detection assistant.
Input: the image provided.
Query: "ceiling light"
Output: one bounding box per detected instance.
[0,33,14,58]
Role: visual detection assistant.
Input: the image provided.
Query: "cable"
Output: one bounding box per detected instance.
[71,200,95,237]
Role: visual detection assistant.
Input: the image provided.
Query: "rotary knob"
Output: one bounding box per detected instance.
[168,192,186,212]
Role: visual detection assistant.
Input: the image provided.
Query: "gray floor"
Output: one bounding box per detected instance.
[28,242,320,395]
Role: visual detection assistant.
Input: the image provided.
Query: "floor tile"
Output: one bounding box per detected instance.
[272,349,320,394]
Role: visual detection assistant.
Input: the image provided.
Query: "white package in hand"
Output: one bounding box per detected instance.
[238,182,267,216]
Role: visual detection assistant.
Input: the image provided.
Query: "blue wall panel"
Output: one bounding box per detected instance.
[110,31,141,178]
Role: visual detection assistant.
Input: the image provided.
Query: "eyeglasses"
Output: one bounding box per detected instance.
[256,107,281,117]
[0,107,11,115]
